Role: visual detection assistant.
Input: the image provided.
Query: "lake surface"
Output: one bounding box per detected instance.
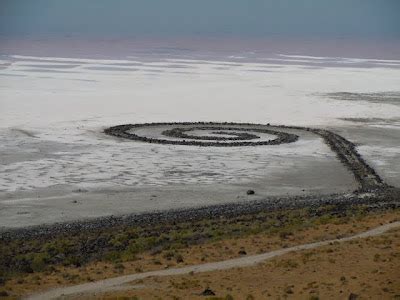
[0,37,399,228]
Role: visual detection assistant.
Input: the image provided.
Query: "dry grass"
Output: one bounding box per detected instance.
[101,226,399,300]
[1,209,399,299]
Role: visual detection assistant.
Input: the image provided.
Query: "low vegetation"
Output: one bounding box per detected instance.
[0,203,392,284]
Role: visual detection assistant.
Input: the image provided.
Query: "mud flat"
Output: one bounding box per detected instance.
[0,123,359,229]
[1,123,398,238]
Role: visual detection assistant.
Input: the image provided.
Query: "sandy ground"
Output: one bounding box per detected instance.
[1,52,400,228]
[27,222,400,300]
[107,225,400,300]
[4,211,397,299]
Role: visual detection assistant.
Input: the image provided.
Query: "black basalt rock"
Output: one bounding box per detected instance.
[201,288,216,296]
[247,190,255,195]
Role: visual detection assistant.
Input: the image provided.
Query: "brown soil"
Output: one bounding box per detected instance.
[1,211,399,299]
[100,226,400,300]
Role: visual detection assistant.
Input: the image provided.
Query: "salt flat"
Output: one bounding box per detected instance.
[0,52,399,228]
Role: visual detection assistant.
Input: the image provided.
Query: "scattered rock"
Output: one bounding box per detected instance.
[238,250,247,255]
[201,288,216,296]
[246,189,255,195]
[0,290,9,297]
[54,253,66,261]
[73,188,88,193]
[285,286,294,294]
[175,254,184,263]
[149,246,163,256]
[348,293,358,300]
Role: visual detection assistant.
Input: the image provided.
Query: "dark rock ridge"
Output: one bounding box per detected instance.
[309,128,387,192]
[164,127,267,141]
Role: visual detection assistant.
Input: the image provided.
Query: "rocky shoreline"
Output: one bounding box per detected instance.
[1,122,397,240]
[1,187,399,241]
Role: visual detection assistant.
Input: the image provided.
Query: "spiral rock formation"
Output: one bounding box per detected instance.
[104,122,299,147]
[105,122,388,192]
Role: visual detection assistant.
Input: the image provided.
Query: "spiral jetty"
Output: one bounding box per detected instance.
[105,122,388,192]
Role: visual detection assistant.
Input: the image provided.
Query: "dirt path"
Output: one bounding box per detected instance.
[27,221,400,300]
